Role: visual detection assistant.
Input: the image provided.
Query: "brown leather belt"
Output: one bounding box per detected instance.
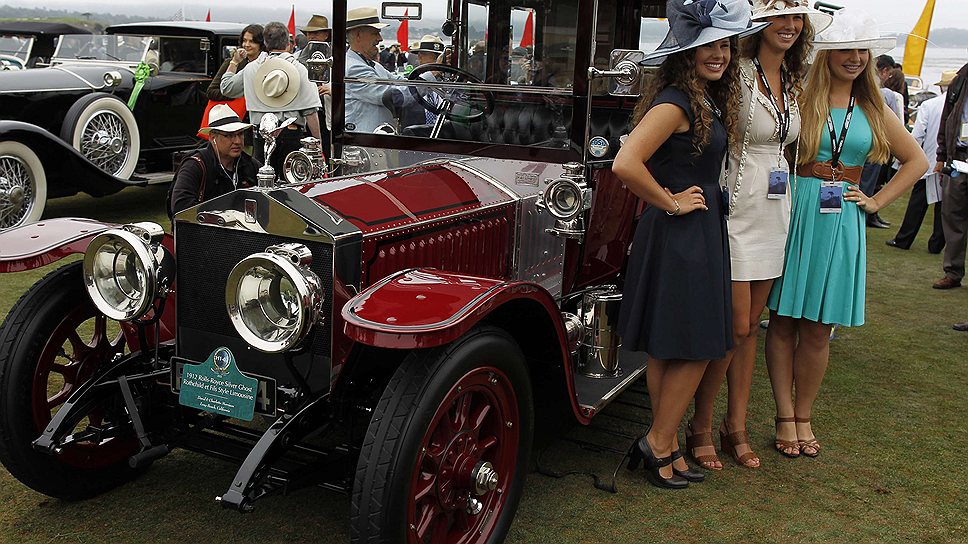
[796,161,863,183]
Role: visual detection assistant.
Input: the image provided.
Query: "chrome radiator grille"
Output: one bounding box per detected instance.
[175,222,334,378]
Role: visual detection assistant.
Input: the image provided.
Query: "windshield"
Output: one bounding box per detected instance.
[53,34,148,63]
[0,35,33,62]
[340,0,581,150]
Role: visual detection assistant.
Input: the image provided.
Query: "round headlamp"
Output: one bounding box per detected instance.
[542,178,585,221]
[83,222,173,321]
[226,243,323,353]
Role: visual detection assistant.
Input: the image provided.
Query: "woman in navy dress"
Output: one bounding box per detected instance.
[612,0,765,489]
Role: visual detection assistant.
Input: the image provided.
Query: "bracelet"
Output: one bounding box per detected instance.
[229,61,238,67]
[665,199,680,216]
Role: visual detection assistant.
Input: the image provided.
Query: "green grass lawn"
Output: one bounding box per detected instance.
[0,186,964,543]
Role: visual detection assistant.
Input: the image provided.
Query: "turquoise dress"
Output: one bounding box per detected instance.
[767,107,873,326]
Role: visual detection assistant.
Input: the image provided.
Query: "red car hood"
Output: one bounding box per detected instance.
[295,162,515,234]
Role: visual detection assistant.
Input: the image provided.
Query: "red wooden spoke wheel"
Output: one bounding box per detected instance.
[407,366,518,543]
[351,327,533,544]
[0,262,142,499]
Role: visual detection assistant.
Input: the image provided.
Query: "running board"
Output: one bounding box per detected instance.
[575,349,648,418]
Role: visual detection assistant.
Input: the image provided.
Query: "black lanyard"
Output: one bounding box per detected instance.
[752,57,791,144]
[825,95,855,168]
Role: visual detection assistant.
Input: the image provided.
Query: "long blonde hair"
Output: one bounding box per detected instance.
[797,49,890,165]
[631,39,743,154]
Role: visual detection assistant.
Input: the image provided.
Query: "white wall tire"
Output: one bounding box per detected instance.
[61,93,140,180]
[0,141,47,229]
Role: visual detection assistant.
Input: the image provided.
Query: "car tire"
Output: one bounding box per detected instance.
[350,326,533,544]
[60,92,140,180]
[0,262,143,500]
[0,140,47,229]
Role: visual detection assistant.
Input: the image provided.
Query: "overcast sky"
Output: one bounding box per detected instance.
[25,0,968,32]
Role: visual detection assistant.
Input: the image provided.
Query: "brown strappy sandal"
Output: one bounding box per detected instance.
[795,417,821,457]
[774,416,800,458]
[685,421,722,470]
[719,422,760,468]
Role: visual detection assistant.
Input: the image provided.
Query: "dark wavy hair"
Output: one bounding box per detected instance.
[739,16,815,94]
[631,38,743,154]
[240,24,265,51]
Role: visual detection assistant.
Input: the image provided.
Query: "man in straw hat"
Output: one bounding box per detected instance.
[933,60,968,291]
[344,6,416,132]
[220,21,322,177]
[169,104,260,216]
[296,14,333,158]
[886,70,956,254]
[299,14,331,46]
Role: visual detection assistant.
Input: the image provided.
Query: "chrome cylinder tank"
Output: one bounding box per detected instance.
[578,287,622,378]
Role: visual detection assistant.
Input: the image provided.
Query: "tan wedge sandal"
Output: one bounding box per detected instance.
[685,421,722,470]
[795,417,821,457]
[719,422,760,468]
[774,416,800,458]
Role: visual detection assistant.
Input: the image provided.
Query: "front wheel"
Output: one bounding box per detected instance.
[351,326,533,544]
[61,93,140,179]
[0,262,142,499]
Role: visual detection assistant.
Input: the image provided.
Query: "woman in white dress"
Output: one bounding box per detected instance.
[686,0,832,469]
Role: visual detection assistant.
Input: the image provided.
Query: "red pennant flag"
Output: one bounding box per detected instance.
[288,5,296,40]
[205,9,211,22]
[520,10,534,48]
[397,10,409,51]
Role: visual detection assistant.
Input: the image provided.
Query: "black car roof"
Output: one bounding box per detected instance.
[106,21,247,37]
[0,21,92,36]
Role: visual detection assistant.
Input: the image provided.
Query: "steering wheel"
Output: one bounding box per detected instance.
[407,63,494,123]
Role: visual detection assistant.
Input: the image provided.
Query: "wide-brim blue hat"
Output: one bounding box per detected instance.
[642,0,769,66]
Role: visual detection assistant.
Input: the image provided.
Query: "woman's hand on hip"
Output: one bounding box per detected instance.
[844,184,880,213]
[666,186,707,215]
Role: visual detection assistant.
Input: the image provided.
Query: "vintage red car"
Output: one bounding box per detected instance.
[0,0,665,542]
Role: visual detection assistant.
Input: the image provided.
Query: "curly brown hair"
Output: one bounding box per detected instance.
[738,16,815,94]
[631,38,743,154]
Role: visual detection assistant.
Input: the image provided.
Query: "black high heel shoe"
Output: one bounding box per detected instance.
[670,450,705,482]
[627,436,689,489]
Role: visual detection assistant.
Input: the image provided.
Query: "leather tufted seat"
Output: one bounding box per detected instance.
[402,99,632,157]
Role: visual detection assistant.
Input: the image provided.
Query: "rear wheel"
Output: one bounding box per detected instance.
[0,262,141,499]
[0,140,46,229]
[61,93,140,179]
[351,326,533,544]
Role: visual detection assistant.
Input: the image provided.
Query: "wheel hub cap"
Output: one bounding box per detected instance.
[471,461,499,496]
[7,183,24,207]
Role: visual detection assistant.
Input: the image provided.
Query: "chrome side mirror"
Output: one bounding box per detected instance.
[587,49,646,97]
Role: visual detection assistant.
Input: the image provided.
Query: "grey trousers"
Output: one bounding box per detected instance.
[941,149,968,281]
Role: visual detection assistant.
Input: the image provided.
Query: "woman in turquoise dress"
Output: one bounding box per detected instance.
[765,8,928,457]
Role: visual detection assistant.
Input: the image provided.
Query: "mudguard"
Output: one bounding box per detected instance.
[342,268,590,423]
[0,120,146,198]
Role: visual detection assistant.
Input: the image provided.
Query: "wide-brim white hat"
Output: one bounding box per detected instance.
[811,7,896,56]
[199,103,252,134]
[346,7,389,30]
[751,0,833,34]
[255,57,301,109]
[642,0,769,66]
[413,34,445,53]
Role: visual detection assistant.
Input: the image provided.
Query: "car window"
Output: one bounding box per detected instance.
[0,35,33,63]
[341,0,577,150]
[158,37,208,73]
[53,34,147,63]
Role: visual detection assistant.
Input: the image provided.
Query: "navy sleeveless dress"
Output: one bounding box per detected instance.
[618,86,733,361]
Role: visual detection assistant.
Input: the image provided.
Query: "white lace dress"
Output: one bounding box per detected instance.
[725,58,799,281]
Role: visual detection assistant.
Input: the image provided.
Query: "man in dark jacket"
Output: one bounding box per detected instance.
[169,104,260,216]
[933,61,968,291]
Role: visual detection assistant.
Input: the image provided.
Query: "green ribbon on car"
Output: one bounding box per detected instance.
[127,62,152,111]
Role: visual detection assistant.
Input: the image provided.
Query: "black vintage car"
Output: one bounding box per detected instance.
[0,21,246,229]
[0,21,92,70]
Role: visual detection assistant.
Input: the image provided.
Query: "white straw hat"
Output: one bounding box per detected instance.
[199,104,252,134]
[255,57,301,108]
[811,7,896,56]
[346,7,389,30]
[751,0,833,33]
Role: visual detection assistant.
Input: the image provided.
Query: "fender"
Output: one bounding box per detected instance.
[0,120,146,198]
[342,268,591,424]
[0,217,176,350]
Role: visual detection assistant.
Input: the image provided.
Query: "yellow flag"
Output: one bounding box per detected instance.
[902,0,935,76]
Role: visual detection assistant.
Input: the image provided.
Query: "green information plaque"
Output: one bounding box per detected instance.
[178,347,258,421]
